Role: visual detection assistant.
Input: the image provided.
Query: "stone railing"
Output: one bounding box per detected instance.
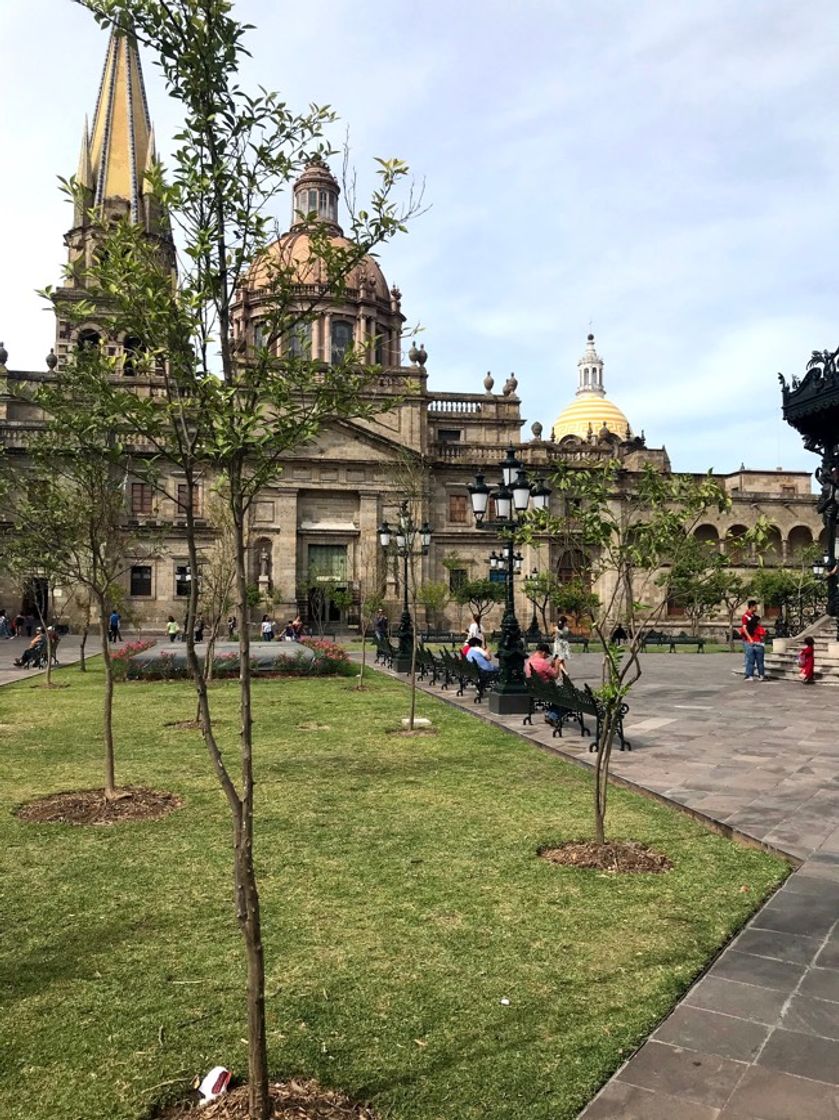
[427,398,483,414]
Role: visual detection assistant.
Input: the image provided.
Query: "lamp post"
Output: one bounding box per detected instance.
[378,501,432,673]
[525,566,542,640]
[780,350,839,636]
[468,446,551,714]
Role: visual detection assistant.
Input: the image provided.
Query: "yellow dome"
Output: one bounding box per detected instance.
[552,392,631,441]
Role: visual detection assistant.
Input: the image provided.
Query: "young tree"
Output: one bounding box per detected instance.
[356,585,385,687]
[452,577,505,633]
[3,439,154,792]
[416,578,450,632]
[521,569,560,635]
[533,460,730,844]
[64,3,420,1113]
[666,535,729,636]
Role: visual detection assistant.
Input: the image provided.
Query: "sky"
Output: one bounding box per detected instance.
[1,0,838,478]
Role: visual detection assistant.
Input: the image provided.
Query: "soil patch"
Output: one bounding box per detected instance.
[297,722,331,732]
[164,720,202,731]
[156,1080,377,1119]
[16,787,182,826]
[539,839,673,874]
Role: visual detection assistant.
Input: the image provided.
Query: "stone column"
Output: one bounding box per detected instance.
[273,491,299,612]
[357,491,382,595]
[323,314,332,364]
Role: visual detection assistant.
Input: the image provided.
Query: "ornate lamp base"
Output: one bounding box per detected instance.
[488,688,531,715]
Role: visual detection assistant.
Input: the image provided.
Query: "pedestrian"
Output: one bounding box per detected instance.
[0,610,10,638]
[552,616,572,676]
[166,614,179,642]
[751,615,767,681]
[108,608,122,643]
[227,615,237,639]
[374,609,389,640]
[798,636,815,685]
[260,614,274,641]
[13,612,25,637]
[290,614,304,640]
[466,613,483,644]
[739,599,759,682]
[194,615,205,643]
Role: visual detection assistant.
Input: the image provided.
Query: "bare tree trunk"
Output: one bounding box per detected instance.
[357,626,367,687]
[79,612,89,672]
[408,629,418,730]
[230,465,270,1120]
[98,596,117,799]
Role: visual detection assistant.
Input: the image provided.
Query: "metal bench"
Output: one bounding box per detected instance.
[524,674,631,751]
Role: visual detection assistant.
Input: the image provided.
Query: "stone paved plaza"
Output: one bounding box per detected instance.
[403,651,839,1119]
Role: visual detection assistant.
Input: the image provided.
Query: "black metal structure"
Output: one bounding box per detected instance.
[467,447,551,714]
[780,348,839,634]
[378,502,432,673]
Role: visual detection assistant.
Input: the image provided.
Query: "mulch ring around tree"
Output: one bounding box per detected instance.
[15,787,183,826]
[156,1080,378,1119]
[539,839,673,874]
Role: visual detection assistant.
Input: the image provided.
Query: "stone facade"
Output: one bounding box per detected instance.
[0,30,825,636]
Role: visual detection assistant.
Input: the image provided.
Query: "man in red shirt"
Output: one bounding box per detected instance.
[525,643,558,683]
[739,599,759,681]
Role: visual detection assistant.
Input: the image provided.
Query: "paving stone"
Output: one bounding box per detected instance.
[780,873,839,901]
[616,1040,745,1109]
[757,1027,839,1083]
[752,894,839,937]
[718,1065,839,1119]
[781,992,839,1039]
[817,940,839,970]
[711,950,806,993]
[799,966,839,1004]
[653,1005,769,1062]
[684,976,788,1025]
[733,927,823,966]
[580,1080,721,1119]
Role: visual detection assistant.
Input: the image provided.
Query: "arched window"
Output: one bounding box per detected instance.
[331,320,354,364]
[288,321,312,359]
[77,328,101,351]
[123,336,144,376]
[374,328,386,366]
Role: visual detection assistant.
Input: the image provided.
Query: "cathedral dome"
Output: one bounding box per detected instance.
[248,230,391,303]
[246,156,390,303]
[551,333,632,441]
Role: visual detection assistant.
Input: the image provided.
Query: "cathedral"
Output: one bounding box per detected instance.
[0,30,824,634]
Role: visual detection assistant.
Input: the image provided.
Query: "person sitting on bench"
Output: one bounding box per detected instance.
[14,629,47,667]
[465,636,498,678]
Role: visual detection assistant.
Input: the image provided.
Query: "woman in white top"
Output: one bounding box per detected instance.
[552,616,571,676]
[466,614,483,644]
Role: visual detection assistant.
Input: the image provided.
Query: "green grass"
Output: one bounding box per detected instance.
[0,664,787,1120]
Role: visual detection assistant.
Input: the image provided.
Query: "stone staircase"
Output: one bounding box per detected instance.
[765,615,839,684]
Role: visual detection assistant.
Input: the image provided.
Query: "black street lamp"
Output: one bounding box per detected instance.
[468,447,551,714]
[780,350,839,635]
[378,501,432,673]
[525,566,542,640]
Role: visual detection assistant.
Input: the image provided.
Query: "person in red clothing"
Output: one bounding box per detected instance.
[798,636,815,684]
[525,643,558,683]
[739,599,759,681]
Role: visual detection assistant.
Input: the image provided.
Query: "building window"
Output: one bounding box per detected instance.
[174,565,192,597]
[448,568,467,594]
[131,482,153,515]
[307,544,347,581]
[288,321,312,359]
[448,494,468,523]
[331,320,354,364]
[177,483,200,516]
[375,330,385,365]
[438,429,462,443]
[130,565,152,597]
[77,328,101,351]
[123,336,144,375]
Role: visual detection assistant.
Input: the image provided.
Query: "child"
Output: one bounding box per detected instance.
[752,615,767,681]
[798,636,815,684]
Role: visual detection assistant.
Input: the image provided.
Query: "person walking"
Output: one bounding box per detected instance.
[194,615,205,643]
[798,636,815,685]
[751,615,767,681]
[260,614,274,641]
[552,616,571,677]
[108,608,122,643]
[166,615,180,643]
[740,599,759,681]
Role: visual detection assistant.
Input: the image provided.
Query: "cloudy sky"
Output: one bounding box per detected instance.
[2,0,837,478]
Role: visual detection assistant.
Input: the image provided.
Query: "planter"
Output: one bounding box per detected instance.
[772,639,788,654]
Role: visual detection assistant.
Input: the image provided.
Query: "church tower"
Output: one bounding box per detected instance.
[54,28,174,370]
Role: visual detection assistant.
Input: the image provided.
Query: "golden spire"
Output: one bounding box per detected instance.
[86,28,152,222]
[76,116,94,191]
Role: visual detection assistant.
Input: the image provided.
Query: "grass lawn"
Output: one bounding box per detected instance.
[0,663,788,1120]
